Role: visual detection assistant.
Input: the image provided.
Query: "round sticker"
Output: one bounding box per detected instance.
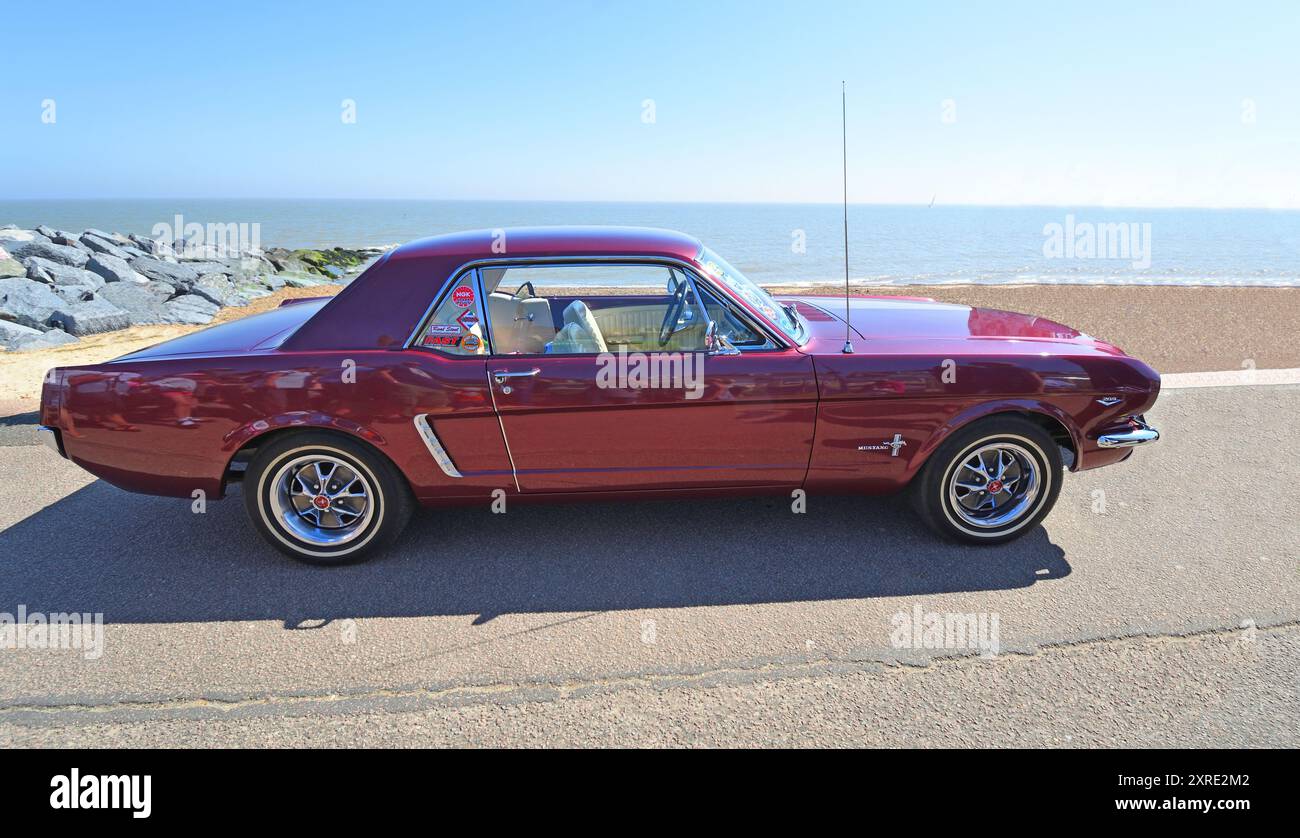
[461,333,482,350]
[452,286,475,308]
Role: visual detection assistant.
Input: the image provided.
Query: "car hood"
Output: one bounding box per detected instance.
[110,299,329,362]
[782,294,1127,355]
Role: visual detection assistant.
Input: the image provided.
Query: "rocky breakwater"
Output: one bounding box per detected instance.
[0,224,390,352]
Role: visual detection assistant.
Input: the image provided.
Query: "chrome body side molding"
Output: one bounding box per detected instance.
[413,414,462,478]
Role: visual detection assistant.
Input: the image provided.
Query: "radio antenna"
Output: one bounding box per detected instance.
[841,81,854,354]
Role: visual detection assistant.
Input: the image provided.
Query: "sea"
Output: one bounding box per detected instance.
[1,199,1296,288]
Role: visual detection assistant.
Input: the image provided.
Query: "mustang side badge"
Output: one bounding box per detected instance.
[859,433,907,456]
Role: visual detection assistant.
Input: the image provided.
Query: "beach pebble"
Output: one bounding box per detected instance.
[284,274,328,288]
[191,273,239,306]
[0,246,24,278]
[0,229,44,244]
[86,252,148,285]
[7,239,89,268]
[130,255,199,290]
[0,319,79,351]
[24,257,105,291]
[234,283,274,301]
[51,284,97,304]
[175,240,227,261]
[46,230,88,249]
[0,276,66,330]
[83,228,133,246]
[164,293,221,324]
[129,234,168,256]
[79,232,131,260]
[0,318,45,349]
[98,282,177,325]
[145,281,176,299]
[181,260,233,277]
[48,297,132,336]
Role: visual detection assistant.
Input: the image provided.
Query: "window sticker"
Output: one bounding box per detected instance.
[461,333,482,351]
[452,286,475,307]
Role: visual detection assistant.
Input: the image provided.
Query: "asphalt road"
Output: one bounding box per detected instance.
[0,384,1296,747]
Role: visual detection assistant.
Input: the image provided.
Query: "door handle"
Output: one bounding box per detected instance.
[492,367,541,393]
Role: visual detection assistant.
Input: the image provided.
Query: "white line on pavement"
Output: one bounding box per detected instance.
[1161,368,1300,389]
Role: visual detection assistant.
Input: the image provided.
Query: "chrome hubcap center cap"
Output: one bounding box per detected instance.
[268,454,376,547]
[946,442,1042,529]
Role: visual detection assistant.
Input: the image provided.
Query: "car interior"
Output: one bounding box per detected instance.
[477,265,768,355]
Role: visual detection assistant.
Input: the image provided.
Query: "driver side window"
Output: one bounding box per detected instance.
[481,264,708,355]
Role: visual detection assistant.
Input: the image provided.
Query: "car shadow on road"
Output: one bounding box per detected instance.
[0,480,1069,626]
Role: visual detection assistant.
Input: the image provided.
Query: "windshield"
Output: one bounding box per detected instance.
[695,247,806,343]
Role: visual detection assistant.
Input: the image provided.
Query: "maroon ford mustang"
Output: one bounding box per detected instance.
[37,227,1160,564]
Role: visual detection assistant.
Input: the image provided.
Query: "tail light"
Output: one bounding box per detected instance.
[40,368,65,427]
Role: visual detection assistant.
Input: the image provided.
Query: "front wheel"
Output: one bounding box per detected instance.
[243,431,414,565]
[910,416,1063,545]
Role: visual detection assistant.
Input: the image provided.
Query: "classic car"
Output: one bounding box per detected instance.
[36,227,1161,564]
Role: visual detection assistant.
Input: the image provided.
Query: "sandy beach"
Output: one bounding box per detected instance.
[2,283,1295,416]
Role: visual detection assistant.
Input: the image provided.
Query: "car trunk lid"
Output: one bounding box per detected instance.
[109,299,330,362]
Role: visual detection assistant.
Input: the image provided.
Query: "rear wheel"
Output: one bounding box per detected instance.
[243,431,413,565]
[910,416,1063,544]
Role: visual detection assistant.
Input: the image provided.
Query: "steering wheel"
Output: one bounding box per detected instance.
[658,280,689,346]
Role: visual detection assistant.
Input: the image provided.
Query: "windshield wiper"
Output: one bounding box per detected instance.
[781,303,808,342]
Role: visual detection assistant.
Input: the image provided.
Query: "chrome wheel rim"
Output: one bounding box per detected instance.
[946,442,1041,529]
[269,454,375,546]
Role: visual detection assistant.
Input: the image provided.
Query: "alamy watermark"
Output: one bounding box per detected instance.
[0,605,104,660]
[1042,214,1151,269]
[150,213,262,259]
[596,348,704,400]
[890,602,1000,657]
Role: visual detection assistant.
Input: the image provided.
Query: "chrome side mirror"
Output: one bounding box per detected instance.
[705,320,740,356]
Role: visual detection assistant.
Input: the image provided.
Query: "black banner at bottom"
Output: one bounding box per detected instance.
[7,748,1274,823]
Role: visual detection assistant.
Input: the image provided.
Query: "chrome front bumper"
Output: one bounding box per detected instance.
[36,425,65,458]
[1097,417,1160,449]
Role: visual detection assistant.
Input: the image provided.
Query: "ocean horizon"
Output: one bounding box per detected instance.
[2,199,1296,288]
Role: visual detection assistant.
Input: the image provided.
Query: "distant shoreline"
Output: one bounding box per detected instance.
[2,200,1295,288]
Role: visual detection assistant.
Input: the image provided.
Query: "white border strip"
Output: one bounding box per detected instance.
[1162,368,1300,389]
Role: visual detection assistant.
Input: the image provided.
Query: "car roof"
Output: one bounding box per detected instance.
[284,226,707,351]
[388,226,703,262]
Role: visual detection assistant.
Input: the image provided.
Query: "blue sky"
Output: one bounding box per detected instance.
[3,0,1297,207]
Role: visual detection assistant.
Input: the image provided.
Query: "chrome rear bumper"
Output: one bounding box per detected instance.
[36,425,65,458]
[1097,417,1160,449]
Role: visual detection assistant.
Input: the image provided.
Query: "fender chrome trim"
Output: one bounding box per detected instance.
[413,414,462,477]
[1097,417,1161,448]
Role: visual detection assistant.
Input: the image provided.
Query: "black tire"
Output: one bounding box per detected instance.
[909,415,1063,545]
[243,431,414,565]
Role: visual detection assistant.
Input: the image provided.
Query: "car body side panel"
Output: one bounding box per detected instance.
[490,351,818,492]
[44,231,1161,506]
[55,350,514,501]
[805,346,1160,491]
